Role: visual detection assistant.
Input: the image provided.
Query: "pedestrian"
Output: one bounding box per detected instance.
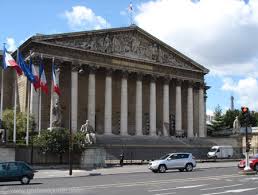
[120,152,124,167]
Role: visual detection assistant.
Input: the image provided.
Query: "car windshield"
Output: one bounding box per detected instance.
[159,154,170,160]
[210,148,217,152]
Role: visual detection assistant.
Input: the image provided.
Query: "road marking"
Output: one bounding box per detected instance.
[149,184,207,192]
[0,174,245,194]
[200,184,243,191]
[201,188,257,195]
[153,192,176,195]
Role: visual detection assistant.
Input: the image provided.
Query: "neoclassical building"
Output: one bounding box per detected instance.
[5,25,209,138]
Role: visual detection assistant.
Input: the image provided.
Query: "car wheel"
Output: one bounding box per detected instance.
[158,165,166,173]
[185,163,193,172]
[254,164,258,171]
[21,176,30,185]
[179,169,184,172]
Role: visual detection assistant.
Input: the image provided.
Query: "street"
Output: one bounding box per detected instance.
[0,167,257,195]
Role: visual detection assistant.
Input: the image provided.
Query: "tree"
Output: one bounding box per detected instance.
[223,109,240,128]
[210,105,225,131]
[34,127,69,163]
[2,109,35,144]
[238,110,257,127]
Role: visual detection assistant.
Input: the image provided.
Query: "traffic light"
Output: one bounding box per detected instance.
[246,141,251,153]
[241,106,250,125]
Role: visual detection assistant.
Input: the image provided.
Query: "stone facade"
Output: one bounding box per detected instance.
[2,25,209,138]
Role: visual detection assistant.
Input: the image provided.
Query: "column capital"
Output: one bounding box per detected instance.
[187,80,195,87]
[163,76,170,84]
[175,79,183,86]
[71,62,80,72]
[88,65,97,74]
[105,68,114,76]
[136,73,143,81]
[121,70,129,79]
[150,74,157,82]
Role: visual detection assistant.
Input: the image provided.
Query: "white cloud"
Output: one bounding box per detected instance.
[135,0,258,77]
[222,77,258,110]
[64,6,111,31]
[6,37,16,52]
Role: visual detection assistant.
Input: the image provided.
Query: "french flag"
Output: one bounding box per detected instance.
[39,59,48,94]
[2,46,22,76]
[52,59,60,96]
[31,63,41,91]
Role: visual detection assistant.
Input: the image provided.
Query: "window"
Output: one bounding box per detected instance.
[0,163,7,171]
[8,163,18,171]
[217,149,220,152]
[180,154,189,159]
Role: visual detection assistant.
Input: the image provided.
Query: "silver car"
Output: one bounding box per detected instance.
[148,153,196,173]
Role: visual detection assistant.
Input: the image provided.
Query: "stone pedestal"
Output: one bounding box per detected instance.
[80,147,106,169]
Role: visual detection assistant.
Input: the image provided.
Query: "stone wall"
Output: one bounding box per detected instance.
[0,147,15,162]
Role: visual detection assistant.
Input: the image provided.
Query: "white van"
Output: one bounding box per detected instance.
[207,145,233,159]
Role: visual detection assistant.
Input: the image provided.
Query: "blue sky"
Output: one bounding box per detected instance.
[1,0,258,115]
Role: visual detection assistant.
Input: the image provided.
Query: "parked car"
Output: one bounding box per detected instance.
[238,154,258,171]
[148,153,196,173]
[207,145,233,159]
[0,161,35,184]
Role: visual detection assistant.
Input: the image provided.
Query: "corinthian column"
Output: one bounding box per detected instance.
[175,80,182,134]
[135,74,143,136]
[150,76,156,136]
[71,67,78,133]
[199,84,205,137]
[88,67,96,130]
[163,78,170,136]
[187,81,194,137]
[120,71,128,136]
[104,70,112,135]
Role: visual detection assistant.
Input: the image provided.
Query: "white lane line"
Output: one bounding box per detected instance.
[201,188,257,195]
[149,184,207,192]
[154,192,176,195]
[200,184,243,191]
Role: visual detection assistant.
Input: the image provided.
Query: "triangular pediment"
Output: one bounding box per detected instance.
[33,26,208,73]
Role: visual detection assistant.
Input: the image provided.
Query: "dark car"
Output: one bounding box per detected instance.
[0,161,35,184]
[238,154,258,171]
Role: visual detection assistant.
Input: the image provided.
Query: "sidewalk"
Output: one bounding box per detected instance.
[34,161,238,179]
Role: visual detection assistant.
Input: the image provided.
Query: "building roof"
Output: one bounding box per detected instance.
[19,25,209,74]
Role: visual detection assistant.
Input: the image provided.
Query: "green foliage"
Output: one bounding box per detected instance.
[2,109,35,144]
[238,111,257,127]
[210,105,225,131]
[223,109,240,128]
[73,131,88,152]
[34,127,69,155]
[34,128,88,156]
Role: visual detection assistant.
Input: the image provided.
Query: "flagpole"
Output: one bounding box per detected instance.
[38,87,42,136]
[0,44,5,122]
[25,51,32,146]
[49,57,54,131]
[13,49,18,144]
[0,67,4,121]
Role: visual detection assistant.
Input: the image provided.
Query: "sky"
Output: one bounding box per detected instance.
[1,0,258,115]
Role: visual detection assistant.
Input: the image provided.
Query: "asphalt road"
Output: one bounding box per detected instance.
[0,167,257,195]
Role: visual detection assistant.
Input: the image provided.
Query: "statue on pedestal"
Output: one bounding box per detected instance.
[52,99,62,127]
[80,120,96,145]
[233,116,240,134]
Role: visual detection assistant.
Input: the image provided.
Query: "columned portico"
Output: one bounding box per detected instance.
[120,72,128,136]
[163,78,169,136]
[149,77,156,136]
[175,80,182,134]
[135,74,143,136]
[104,70,112,135]
[187,82,194,137]
[199,84,205,137]
[87,67,96,129]
[71,68,78,133]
